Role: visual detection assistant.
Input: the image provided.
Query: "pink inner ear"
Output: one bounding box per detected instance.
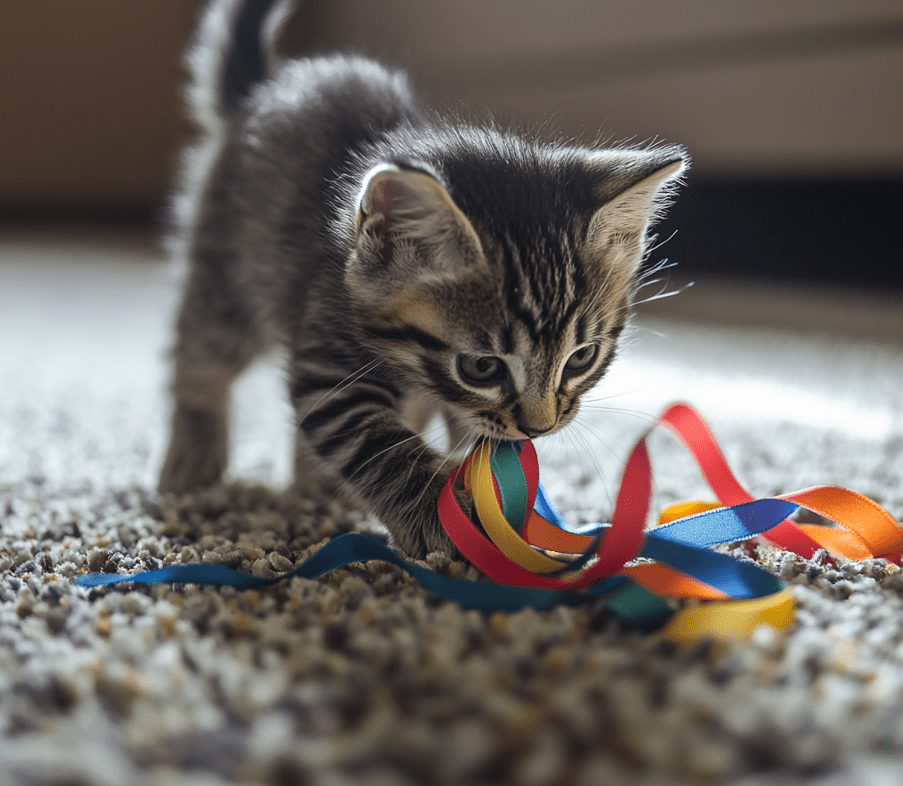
[370,178,405,215]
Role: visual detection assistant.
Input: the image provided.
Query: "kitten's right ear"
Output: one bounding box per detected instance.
[355,164,483,272]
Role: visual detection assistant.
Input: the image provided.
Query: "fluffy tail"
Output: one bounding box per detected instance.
[184,0,294,133]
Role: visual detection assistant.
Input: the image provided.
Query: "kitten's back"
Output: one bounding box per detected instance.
[175,1,424,322]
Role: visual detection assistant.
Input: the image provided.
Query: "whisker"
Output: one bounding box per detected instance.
[403,438,437,486]
[296,357,385,428]
[582,387,647,404]
[568,426,614,517]
[578,405,657,424]
[328,423,446,501]
[572,417,626,467]
[410,427,474,511]
[633,280,694,307]
[643,233,679,258]
[631,325,672,340]
[568,429,612,507]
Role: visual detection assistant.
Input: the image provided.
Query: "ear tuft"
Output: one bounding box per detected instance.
[584,152,688,272]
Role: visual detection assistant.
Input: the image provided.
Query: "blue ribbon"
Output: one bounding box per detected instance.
[77,532,633,615]
[76,477,790,630]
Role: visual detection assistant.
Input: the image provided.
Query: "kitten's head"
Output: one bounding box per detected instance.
[344,130,687,442]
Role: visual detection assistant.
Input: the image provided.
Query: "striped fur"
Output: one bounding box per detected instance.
[159,0,688,558]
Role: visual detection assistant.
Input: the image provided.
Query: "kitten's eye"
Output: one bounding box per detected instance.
[457,355,507,385]
[564,344,598,374]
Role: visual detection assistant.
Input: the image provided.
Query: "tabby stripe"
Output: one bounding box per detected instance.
[588,345,618,383]
[293,344,357,365]
[329,374,403,401]
[292,365,401,406]
[303,389,395,432]
[500,389,518,409]
[292,372,349,401]
[290,361,380,401]
[314,410,382,458]
[525,263,548,319]
[570,244,587,298]
[503,266,542,343]
[499,323,514,354]
[551,298,580,337]
[575,314,589,347]
[371,450,414,494]
[420,357,472,405]
[341,428,411,485]
[365,325,448,352]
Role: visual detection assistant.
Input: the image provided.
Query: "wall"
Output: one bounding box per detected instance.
[2,1,901,286]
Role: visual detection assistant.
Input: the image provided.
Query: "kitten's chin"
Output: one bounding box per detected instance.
[475,425,552,443]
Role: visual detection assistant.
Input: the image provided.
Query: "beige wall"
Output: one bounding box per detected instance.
[0,1,197,211]
[305,0,903,179]
[2,1,901,213]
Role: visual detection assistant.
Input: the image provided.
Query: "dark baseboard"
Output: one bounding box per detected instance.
[0,196,165,228]
[654,178,902,290]
[2,179,900,292]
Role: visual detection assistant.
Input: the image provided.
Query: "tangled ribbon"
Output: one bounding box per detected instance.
[77,403,903,641]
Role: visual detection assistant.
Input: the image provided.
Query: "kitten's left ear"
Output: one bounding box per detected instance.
[584,151,688,270]
[356,163,483,272]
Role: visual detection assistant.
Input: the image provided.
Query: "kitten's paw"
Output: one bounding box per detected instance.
[158,407,228,494]
[158,444,227,494]
[359,514,392,544]
[158,454,225,495]
[390,501,464,562]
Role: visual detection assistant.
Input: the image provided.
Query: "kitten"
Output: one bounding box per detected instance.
[159,0,688,559]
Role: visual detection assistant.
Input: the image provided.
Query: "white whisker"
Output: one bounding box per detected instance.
[632,280,694,307]
[328,422,446,501]
[632,325,672,340]
[583,387,647,404]
[644,231,679,256]
[569,426,614,517]
[296,357,385,429]
[578,405,657,424]
[410,427,474,511]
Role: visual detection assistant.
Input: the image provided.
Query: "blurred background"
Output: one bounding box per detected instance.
[2,0,902,298]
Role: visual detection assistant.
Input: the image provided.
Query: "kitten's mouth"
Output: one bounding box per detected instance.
[474,422,558,443]
[467,409,562,443]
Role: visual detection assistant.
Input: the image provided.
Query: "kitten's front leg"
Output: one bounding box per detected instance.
[293,368,464,559]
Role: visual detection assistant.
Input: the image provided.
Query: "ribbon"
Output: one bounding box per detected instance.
[76,403,903,641]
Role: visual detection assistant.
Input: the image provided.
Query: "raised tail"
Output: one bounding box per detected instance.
[184,0,294,133]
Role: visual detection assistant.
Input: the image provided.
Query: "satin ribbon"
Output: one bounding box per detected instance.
[437,403,902,639]
[77,402,903,641]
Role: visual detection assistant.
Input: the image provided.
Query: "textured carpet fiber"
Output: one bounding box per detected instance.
[2,232,903,786]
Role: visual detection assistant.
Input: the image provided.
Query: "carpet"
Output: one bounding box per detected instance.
[2,229,903,786]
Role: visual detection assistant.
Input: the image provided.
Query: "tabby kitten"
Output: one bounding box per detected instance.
[159,0,688,558]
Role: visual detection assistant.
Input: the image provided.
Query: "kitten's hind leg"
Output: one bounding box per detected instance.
[159,257,267,494]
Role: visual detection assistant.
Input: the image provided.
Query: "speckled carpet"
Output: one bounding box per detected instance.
[2,229,903,786]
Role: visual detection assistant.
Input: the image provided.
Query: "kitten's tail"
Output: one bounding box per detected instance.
[185,0,294,134]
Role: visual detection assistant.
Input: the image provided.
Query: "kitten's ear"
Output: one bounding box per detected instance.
[584,152,687,271]
[356,164,483,271]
